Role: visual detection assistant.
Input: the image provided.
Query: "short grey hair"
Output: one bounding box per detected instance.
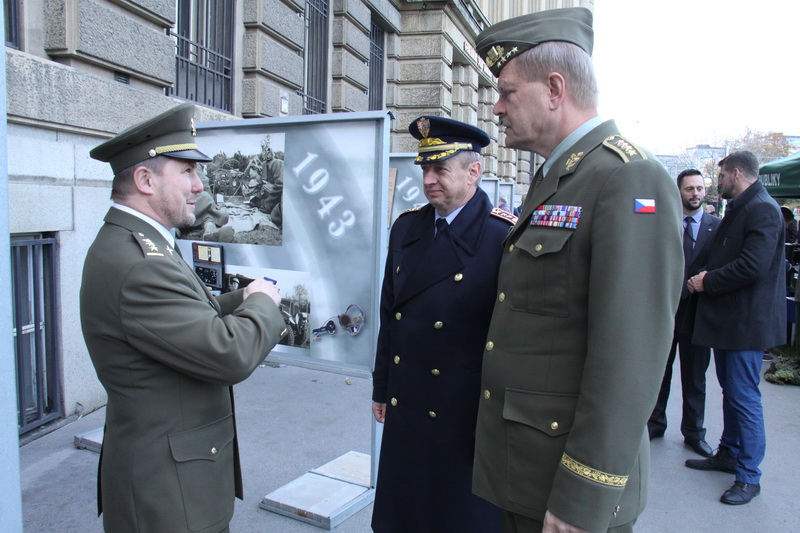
[513,41,598,109]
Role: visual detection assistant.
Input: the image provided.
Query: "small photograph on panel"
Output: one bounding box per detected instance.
[177,133,286,246]
[222,265,311,350]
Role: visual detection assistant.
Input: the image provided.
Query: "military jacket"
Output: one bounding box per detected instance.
[372,188,514,533]
[80,208,284,533]
[472,120,683,532]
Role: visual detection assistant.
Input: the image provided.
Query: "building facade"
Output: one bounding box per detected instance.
[4,0,590,434]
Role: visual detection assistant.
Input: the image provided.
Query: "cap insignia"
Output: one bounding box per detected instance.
[190,118,196,137]
[419,137,446,148]
[565,152,584,172]
[485,45,505,68]
[416,117,431,139]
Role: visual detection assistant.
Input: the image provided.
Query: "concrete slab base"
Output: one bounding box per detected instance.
[260,451,374,530]
[74,427,103,453]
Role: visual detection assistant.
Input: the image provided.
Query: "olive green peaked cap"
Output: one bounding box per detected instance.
[475,7,594,77]
[90,102,212,174]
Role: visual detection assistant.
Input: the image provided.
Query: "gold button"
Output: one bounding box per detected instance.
[534,244,543,252]
[396,265,401,274]
[485,341,494,351]
[434,321,443,329]
[395,312,402,320]
[614,505,620,517]
[454,273,463,282]
[484,390,491,400]
[498,292,505,302]
[148,149,157,157]
[211,447,217,455]
[390,397,398,406]
[550,422,559,431]
[431,368,440,376]
[394,355,400,364]
[508,244,515,252]
[428,411,437,418]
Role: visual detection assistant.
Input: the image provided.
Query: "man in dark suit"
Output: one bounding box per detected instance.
[81,103,286,533]
[472,8,683,533]
[649,169,721,456]
[686,150,785,505]
[371,116,515,533]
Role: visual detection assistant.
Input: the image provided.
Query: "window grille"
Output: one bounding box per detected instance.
[299,0,329,115]
[368,19,385,111]
[4,0,20,49]
[168,0,236,113]
[11,235,62,434]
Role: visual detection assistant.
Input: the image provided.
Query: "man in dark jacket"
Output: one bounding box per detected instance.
[371,116,515,533]
[649,169,721,456]
[686,150,785,505]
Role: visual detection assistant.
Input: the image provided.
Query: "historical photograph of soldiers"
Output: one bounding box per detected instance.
[177,133,285,246]
[221,266,311,350]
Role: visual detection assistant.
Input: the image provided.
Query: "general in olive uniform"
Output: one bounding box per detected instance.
[371,116,515,533]
[81,103,286,533]
[472,9,684,532]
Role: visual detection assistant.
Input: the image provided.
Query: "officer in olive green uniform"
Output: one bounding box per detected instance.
[81,103,286,533]
[471,9,684,532]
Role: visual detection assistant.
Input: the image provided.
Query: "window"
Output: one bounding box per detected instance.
[4,0,20,49]
[168,0,236,113]
[12,234,61,434]
[368,19,385,111]
[299,0,329,114]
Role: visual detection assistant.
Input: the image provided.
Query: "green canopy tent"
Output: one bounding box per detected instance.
[760,152,800,198]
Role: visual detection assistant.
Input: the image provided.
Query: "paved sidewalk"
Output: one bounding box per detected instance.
[20,359,800,532]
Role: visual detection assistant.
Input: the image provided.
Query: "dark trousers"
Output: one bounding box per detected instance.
[502,511,635,532]
[648,296,711,441]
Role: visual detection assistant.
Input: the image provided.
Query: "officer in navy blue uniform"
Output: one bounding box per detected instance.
[371,116,515,533]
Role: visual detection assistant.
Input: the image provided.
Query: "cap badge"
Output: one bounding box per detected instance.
[486,45,505,68]
[190,118,196,137]
[416,117,431,139]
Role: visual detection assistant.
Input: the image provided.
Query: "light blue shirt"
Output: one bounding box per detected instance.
[112,203,176,247]
[542,116,605,177]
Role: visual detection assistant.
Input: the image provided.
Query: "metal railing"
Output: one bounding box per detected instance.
[300,0,329,114]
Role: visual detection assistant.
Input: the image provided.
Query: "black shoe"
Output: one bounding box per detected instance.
[720,481,760,505]
[649,430,665,441]
[685,447,737,473]
[684,438,713,457]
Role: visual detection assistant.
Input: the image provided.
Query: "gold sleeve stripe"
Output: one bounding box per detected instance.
[560,453,628,487]
[154,143,200,155]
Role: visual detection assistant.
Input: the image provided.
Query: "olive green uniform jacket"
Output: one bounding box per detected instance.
[80,207,285,533]
[472,120,683,532]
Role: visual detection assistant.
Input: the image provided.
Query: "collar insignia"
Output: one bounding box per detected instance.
[565,152,584,172]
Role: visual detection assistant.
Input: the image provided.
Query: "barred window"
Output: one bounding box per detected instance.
[299,0,329,115]
[11,234,62,434]
[168,0,236,113]
[368,19,385,111]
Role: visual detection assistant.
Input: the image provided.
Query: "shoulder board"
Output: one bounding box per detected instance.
[490,207,517,225]
[602,134,648,163]
[398,205,425,218]
[131,232,168,258]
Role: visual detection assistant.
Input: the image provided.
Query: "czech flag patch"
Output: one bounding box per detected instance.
[634,198,656,214]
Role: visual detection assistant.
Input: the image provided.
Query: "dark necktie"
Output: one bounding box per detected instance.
[683,216,695,269]
[435,217,448,239]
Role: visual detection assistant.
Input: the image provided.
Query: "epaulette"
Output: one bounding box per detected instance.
[132,232,173,258]
[490,207,517,224]
[602,134,648,163]
[398,205,425,218]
